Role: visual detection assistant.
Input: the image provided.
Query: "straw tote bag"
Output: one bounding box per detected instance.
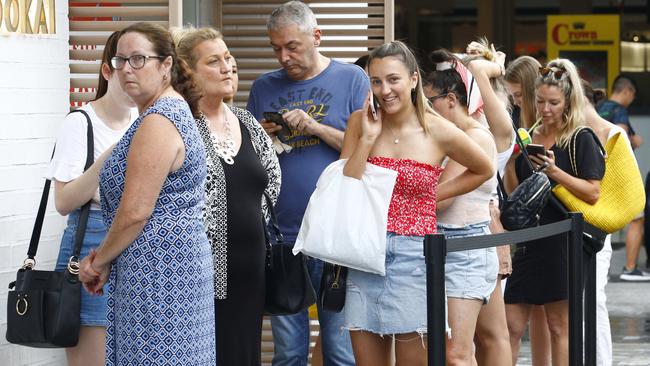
[552,127,645,233]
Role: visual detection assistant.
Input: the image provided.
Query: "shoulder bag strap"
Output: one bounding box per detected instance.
[26,110,94,264]
[263,192,284,246]
[567,126,605,177]
[496,172,507,203]
[511,120,539,173]
[70,110,95,260]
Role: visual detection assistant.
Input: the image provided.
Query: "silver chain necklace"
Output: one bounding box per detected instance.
[385,123,401,144]
[205,108,236,165]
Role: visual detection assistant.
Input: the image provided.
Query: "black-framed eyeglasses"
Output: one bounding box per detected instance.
[539,66,566,80]
[428,93,449,103]
[111,55,166,70]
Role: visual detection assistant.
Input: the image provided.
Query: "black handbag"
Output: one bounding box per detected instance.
[6,110,94,348]
[498,172,551,231]
[319,263,347,313]
[497,122,551,231]
[263,193,317,316]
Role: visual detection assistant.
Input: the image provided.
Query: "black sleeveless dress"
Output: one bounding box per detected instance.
[215,119,268,365]
[504,131,604,305]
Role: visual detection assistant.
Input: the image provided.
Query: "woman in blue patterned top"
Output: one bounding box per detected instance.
[78,23,215,365]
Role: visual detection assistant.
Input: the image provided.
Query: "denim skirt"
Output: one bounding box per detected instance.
[344,233,428,335]
[54,209,109,327]
[438,222,498,303]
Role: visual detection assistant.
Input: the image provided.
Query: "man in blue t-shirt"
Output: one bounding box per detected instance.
[247,2,369,365]
[598,75,649,281]
[597,75,643,149]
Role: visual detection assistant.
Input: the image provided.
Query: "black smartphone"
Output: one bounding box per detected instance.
[525,143,546,156]
[263,112,292,140]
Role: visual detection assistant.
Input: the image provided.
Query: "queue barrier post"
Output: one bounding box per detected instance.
[425,213,594,366]
[424,234,447,366]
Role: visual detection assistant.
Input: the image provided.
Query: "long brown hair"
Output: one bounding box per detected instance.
[505,56,541,129]
[119,22,202,117]
[367,41,436,133]
[94,31,120,100]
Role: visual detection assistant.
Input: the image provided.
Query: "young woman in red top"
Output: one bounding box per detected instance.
[340,40,494,366]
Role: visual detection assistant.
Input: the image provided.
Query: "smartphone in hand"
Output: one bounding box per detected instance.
[263,112,293,140]
[369,94,378,121]
[525,143,546,156]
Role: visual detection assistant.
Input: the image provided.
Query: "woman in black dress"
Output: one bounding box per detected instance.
[173,27,281,365]
[503,58,605,365]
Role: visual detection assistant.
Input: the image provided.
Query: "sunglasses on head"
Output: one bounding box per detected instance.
[539,66,566,80]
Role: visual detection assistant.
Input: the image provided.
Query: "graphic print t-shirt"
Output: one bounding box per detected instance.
[597,99,636,135]
[247,60,369,242]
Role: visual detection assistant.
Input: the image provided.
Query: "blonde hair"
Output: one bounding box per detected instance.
[505,56,542,129]
[367,41,437,133]
[535,58,586,149]
[171,26,223,69]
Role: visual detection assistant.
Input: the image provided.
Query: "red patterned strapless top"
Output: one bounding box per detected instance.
[368,156,444,236]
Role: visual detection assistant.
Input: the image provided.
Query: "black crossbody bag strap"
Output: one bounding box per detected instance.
[26,110,94,263]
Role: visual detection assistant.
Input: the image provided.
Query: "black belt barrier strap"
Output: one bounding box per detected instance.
[425,212,594,366]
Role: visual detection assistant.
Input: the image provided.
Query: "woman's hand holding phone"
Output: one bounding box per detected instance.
[360,91,382,143]
[527,144,556,174]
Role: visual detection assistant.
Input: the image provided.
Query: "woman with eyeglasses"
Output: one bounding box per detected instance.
[503,59,605,366]
[46,31,137,366]
[424,49,499,366]
[78,22,215,365]
[173,26,281,366]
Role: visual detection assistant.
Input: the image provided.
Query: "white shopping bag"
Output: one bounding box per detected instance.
[293,159,398,275]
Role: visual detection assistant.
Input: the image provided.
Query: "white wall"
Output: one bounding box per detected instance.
[0,0,69,364]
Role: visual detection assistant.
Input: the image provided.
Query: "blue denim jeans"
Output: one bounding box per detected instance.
[271,257,355,366]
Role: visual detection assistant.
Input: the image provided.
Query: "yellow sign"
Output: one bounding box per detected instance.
[547,15,619,92]
[0,0,56,35]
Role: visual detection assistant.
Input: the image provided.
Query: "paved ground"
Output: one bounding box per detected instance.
[516,242,650,366]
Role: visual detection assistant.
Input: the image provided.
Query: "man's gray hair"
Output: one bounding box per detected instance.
[267,1,318,34]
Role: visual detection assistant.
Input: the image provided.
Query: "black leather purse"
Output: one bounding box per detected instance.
[498,172,551,231]
[498,122,552,231]
[6,110,94,348]
[263,193,316,316]
[319,263,347,312]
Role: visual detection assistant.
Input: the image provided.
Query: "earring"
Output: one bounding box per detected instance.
[411,88,417,105]
[163,74,168,81]
[563,111,569,122]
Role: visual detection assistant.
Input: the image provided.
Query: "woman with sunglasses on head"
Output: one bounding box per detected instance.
[78,22,215,365]
[46,31,137,366]
[426,49,500,366]
[503,59,605,366]
[173,26,280,366]
[340,40,494,366]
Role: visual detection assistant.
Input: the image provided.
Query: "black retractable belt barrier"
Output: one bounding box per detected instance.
[424,213,593,366]
[424,234,446,366]
[584,241,598,365]
[568,213,585,366]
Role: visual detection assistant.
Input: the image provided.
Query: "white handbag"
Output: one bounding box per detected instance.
[293,159,398,275]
